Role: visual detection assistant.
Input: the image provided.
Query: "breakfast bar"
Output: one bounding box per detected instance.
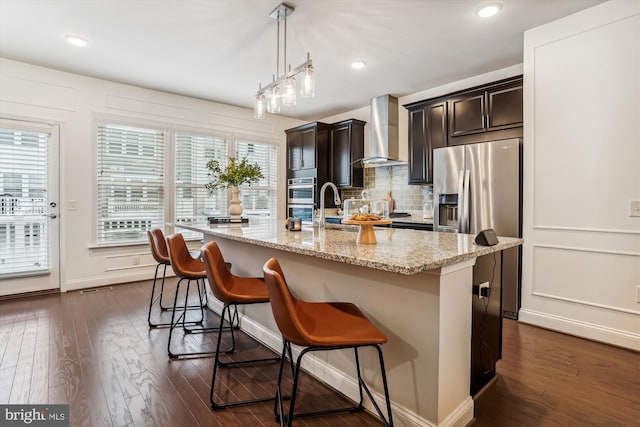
[175,220,522,427]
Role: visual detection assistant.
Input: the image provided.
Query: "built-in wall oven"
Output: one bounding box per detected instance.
[287,177,315,204]
[287,204,314,223]
[287,177,316,223]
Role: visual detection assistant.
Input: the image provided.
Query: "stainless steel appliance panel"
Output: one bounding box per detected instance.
[287,177,315,205]
[433,138,522,319]
[433,145,464,233]
[465,139,520,236]
[464,139,521,318]
[501,246,521,318]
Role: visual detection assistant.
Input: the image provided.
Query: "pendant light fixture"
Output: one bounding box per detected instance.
[253,90,266,119]
[254,2,315,119]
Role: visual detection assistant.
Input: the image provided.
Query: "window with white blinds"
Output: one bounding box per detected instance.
[96,123,165,244]
[175,134,278,227]
[0,128,49,274]
[175,132,228,237]
[235,139,278,218]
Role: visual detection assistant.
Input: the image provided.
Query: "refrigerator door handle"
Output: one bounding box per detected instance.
[463,169,470,234]
[457,169,465,232]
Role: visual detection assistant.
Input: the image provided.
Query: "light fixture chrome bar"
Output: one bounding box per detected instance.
[258,54,312,95]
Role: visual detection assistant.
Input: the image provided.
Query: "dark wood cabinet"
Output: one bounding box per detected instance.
[330,119,365,187]
[285,122,330,180]
[448,92,486,137]
[448,77,523,145]
[286,119,364,188]
[404,76,523,184]
[406,99,447,184]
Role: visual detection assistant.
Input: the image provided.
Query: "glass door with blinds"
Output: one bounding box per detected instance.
[0,120,60,295]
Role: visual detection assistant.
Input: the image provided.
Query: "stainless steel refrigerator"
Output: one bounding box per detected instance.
[433,138,522,319]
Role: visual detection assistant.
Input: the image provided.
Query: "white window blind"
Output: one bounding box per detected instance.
[235,140,278,218]
[175,132,228,237]
[0,128,49,275]
[96,124,165,244]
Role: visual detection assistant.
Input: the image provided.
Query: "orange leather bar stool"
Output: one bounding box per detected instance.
[165,232,218,358]
[146,228,207,328]
[201,241,282,409]
[263,258,394,427]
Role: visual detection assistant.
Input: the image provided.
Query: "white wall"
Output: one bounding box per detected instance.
[0,58,303,292]
[522,0,640,350]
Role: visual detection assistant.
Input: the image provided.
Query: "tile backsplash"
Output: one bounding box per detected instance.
[341,164,432,215]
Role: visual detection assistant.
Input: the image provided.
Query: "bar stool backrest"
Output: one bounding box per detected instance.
[147,228,170,264]
[166,233,202,279]
[263,258,308,346]
[201,241,235,303]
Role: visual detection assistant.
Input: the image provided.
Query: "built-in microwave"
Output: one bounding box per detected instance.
[287,204,315,223]
[287,177,315,205]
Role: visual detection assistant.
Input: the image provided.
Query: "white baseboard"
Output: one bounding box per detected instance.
[207,299,471,427]
[64,270,177,292]
[438,397,474,427]
[518,308,640,351]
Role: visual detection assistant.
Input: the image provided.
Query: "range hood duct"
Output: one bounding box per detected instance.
[361,94,404,165]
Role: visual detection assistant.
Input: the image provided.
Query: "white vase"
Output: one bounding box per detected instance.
[228,186,243,219]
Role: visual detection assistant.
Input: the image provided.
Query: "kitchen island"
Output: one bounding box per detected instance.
[174,220,522,427]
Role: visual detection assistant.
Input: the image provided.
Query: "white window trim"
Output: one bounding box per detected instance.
[92,116,281,247]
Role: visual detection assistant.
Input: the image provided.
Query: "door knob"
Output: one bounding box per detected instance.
[49,213,57,219]
[50,202,57,208]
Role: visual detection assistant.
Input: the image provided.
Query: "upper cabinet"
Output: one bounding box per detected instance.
[286,122,330,180]
[404,76,523,184]
[448,77,523,145]
[330,119,365,188]
[406,99,447,184]
[286,119,364,187]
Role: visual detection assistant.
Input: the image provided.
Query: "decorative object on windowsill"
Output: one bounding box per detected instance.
[204,157,263,220]
[253,2,315,119]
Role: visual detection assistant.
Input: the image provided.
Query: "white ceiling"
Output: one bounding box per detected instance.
[0,0,603,121]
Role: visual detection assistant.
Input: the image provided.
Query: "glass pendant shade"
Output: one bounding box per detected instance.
[282,77,296,106]
[301,65,315,98]
[267,87,281,114]
[254,93,265,119]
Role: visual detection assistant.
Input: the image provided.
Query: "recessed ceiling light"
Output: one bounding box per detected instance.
[65,35,89,47]
[351,60,367,70]
[475,2,502,18]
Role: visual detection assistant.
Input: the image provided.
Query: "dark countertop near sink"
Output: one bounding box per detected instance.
[390,215,433,225]
[325,213,433,229]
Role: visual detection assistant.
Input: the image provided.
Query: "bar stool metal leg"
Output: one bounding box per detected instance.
[167,278,216,359]
[148,262,168,327]
[274,342,393,427]
[209,302,283,409]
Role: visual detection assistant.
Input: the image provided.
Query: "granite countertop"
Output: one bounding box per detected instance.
[174,219,522,276]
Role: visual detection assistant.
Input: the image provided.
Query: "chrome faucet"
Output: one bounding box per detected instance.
[318,181,341,229]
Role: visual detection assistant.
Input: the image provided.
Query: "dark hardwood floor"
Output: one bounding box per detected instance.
[472,316,640,427]
[1,279,638,427]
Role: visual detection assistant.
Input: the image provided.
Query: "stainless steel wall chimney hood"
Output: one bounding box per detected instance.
[361,94,405,166]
